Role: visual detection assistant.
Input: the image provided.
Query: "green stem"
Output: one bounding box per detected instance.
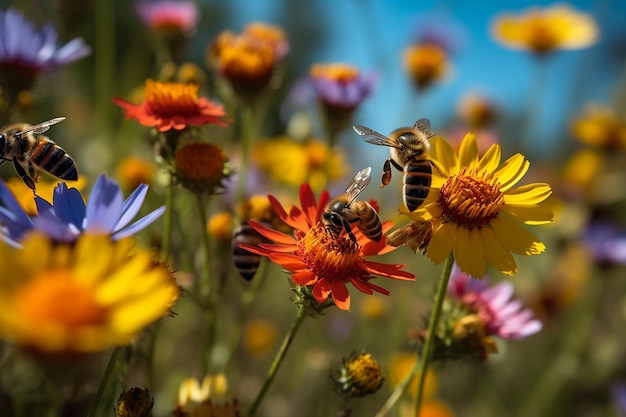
[414,253,454,415]
[86,347,123,417]
[374,353,421,417]
[247,304,307,417]
[160,176,175,263]
[94,0,114,136]
[235,103,255,206]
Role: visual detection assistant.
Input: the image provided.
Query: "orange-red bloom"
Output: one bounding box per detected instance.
[113,79,228,132]
[240,184,415,311]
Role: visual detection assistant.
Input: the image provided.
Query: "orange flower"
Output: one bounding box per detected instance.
[239,184,415,311]
[113,79,228,132]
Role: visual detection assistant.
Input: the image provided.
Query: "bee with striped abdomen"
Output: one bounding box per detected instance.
[322,167,382,243]
[233,222,267,281]
[0,117,78,191]
[353,119,435,212]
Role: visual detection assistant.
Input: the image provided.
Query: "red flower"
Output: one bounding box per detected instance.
[113,79,228,132]
[240,184,415,311]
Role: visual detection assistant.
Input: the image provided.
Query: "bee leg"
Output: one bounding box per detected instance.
[343,219,358,243]
[381,159,392,188]
[12,158,36,192]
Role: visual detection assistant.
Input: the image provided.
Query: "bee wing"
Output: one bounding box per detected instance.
[15,117,66,138]
[413,118,436,139]
[353,125,402,149]
[343,167,372,202]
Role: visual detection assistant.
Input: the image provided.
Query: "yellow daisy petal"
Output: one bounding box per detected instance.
[495,154,529,191]
[481,226,518,275]
[504,183,552,204]
[458,133,479,168]
[427,222,457,263]
[454,228,486,278]
[477,143,502,174]
[431,137,458,177]
[491,217,546,255]
[500,203,554,225]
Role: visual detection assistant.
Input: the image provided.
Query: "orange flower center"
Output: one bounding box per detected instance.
[527,21,559,53]
[144,79,200,117]
[310,63,359,83]
[175,142,226,182]
[403,43,447,86]
[16,271,107,327]
[218,40,275,79]
[439,167,504,228]
[297,224,362,280]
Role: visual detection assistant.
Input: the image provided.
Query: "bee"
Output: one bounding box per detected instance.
[353,118,436,212]
[233,222,267,281]
[322,166,382,242]
[0,117,77,191]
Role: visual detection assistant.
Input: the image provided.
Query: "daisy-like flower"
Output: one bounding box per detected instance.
[0,7,91,100]
[113,79,229,132]
[0,233,179,354]
[0,174,164,246]
[4,176,86,216]
[403,43,449,90]
[239,183,415,311]
[136,0,199,36]
[400,133,553,277]
[447,266,542,339]
[571,103,626,150]
[309,63,377,111]
[490,4,599,54]
[174,142,232,194]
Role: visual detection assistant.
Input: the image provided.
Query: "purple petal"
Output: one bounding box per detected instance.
[113,184,149,232]
[52,183,86,229]
[84,174,123,233]
[112,206,165,240]
[0,180,34,236]
[32,215,79,243]
[53,38,91,64]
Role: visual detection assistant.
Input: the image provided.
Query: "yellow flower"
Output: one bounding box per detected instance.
[207,211,233,243]
[570,103,626,150]
[403,43,449,89]
[5,176,86,216]
[334,353,384,398]
[115,156,157,193]
[562,149,602,190]
[403,133,553,277]
[175,374,239,417]
[252,137,348,190]
[491,4,598,54]
[0,233,179,354]
[242,318,277,356]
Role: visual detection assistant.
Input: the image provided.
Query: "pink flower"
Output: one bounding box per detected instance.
[448,266,542,339]
[135,0,199,35]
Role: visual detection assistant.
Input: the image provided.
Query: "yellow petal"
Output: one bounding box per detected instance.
[430,138,457,178]
[454,228,486,278]
[481,226,518,275]
[491,217,546,255]
[458,133,479,168]
[427,222,457,263]
[504,183,552,204]
[477,143,502,174]
[495,154,529,191]
[500,203,554,225]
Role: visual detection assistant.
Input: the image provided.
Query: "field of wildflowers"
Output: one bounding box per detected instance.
[0,1,625,417]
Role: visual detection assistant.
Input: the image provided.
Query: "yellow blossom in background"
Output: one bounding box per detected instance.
[403,43,449,89]
[456,92,499,130]
[358,296,389,320]
[388,352,437,399]
[207,211,233,242]
[0,233,179,354]
[243,318,278,356]
[399,399,455,417]
[115,156,157,192]
[5,176,86,216]
[252,137,348,190]
[491,4,599,54]
[570,103,626,150]
[175,374,239,417]
[402,133,553,277]
[562,149,602,191]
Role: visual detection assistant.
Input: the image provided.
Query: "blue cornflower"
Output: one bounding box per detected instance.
[0,174,165,246]
[0,7,91,98]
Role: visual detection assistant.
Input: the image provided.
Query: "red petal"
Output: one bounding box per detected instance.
[268,195,289,220]
[248,220,296,244]
[292,271,318,285]
[331,279,351,311]
[361,260,416,280]
[238,244,273,256]
[258,243,297,253]
[312,278,332,303]
[299,184,319,225]
[349,276,374,295]
[267,253,307,270]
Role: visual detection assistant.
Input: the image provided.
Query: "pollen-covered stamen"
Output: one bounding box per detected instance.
[439,167,504,228]
[144,80,200,116]
[297,224,363,279]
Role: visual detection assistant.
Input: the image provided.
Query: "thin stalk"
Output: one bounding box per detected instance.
[247,304,307,417]
[86,347,123,417]
[413,253,454,415]
[374,353,421,417]
[94,0,114,136]
[160,176,175,263]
